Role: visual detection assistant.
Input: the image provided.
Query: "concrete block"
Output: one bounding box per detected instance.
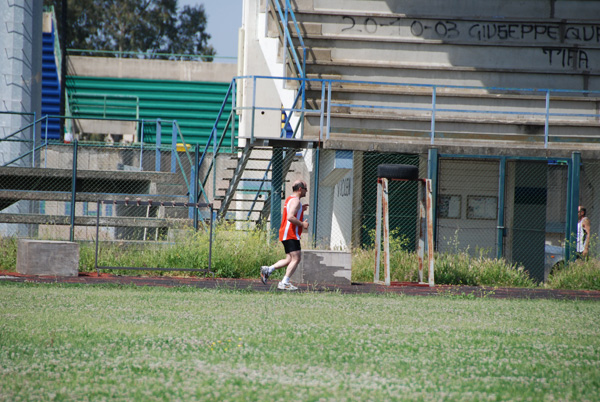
[296,250,351,285]
[17,240,79,277]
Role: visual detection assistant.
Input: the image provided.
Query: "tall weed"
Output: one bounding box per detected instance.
[79,223,285,278]
[0,236,17,270]
[0,228,593,290]
[352,235,536,288]
[546,258,600,290]
[434,252,536,287]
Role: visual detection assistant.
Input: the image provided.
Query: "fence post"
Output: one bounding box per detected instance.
[171,120,177,173]
[155,118,161,172]
[139,120,144,171]
[374,177,390,285]
[497,157,506,259]
[311,147,320,247]
[192,145,199,225]
[427,148,438,244]
[70,140,78,242]
[566,152,581,262]
[271,147,283,239]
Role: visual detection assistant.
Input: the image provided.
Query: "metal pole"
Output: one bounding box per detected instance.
[544,90,550,148]
[231,79,236,153]
[44,116,48,168]
[430,86,437,145]
[417,181,425,283]
[565,159,573,261]
[59,0,67,137]
[567,152,581,262]
[382,178,391,285]
[427,148,438,244]
[95,201,101,276]
[311,147,320,248]
[155,118,161,172]
[283,2,289,79]
[251,76,257,143]
[69,140,78,242]
[193,145,199,227]
[32,111,36,167]
[374,178,382,283]
[208,206,214,273]
[426,179,435,287]
[171,120,177,173]
[139,120,144,171]
[270,148,283,239]
[497,157,506,259]
[326,81,332,140]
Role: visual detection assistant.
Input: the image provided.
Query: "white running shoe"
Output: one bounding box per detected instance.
[260,266,270,284]
[277,281,298,291]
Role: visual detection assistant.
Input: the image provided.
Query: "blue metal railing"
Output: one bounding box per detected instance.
[197,74,600,221]
[200,74,600,166]
[226,75,600,143]
[4,74,599,224]
[269,0,306,80]
[197,79,237,203]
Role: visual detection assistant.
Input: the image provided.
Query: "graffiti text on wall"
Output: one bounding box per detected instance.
[338,16,598,69]
[339,16,600,44]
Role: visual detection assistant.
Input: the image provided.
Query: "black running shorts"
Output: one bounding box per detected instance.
[282,239,301,254]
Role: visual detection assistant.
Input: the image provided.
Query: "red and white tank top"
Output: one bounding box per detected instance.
[279,195,303,241]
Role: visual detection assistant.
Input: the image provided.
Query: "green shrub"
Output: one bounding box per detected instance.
[352,240,536,288]
[79,223,285,278]
[546,258,600,290]
[352,228,419,283]
[434,252,536,287]
[0,228,594,291]
[0,236,17,270]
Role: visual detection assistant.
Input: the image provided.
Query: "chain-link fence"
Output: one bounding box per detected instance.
[0,142,195,241]
[301,149,595,283]
[1,136,598,282]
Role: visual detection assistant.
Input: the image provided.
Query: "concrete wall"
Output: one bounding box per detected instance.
[316,149,354,249]
[241,0,600,161]
[68,56,237,82]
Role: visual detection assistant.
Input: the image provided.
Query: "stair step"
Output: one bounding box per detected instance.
[223,177,272,182]
[217,188,271,193]
[225,209,263,213]
[226,167,272,171]
[229,198,266,202]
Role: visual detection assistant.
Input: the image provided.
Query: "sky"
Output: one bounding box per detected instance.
[179,0,243,63]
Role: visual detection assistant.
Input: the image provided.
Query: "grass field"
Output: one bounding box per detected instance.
[1,282,599,401]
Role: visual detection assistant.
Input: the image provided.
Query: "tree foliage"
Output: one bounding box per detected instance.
[44,0,216,61]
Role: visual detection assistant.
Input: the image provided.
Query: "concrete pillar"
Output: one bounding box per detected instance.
[0,1,43,237]
[0,0,43,166]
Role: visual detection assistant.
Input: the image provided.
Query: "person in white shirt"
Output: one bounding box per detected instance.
[577,205,591,259]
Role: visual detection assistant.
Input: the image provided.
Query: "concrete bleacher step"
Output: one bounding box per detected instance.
[0,167,188,218]
[260,0,600,153]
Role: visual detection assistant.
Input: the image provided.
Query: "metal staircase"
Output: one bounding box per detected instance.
[215,141,302,225]
[41,8,61,140]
